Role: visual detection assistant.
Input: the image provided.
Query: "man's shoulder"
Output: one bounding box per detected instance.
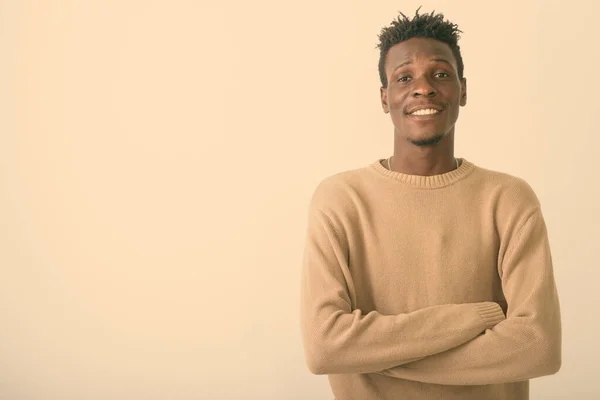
[473,163,541,211]
[307,165,371,214]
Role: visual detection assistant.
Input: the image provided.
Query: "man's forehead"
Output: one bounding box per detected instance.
[389,38,453,59]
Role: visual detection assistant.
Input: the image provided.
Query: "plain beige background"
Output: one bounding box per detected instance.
[0,0,597,399]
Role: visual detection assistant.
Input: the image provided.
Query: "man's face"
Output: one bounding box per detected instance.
[380,37,467,147]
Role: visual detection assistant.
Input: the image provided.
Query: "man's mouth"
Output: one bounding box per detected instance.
[405,103,445,117]
[409,108,441,116]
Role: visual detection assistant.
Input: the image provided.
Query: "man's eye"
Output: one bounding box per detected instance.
[397,76,410,82]
[436,72,449,78]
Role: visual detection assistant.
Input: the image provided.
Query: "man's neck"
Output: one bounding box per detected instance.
[389,155,458,176]
[390,130,457,176]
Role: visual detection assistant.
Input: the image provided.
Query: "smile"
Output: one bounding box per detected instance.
[410,108,440,116]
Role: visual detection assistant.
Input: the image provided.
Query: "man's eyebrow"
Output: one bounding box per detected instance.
[393,60,412,70]
[392,58,453,72]
[430,58,453,66]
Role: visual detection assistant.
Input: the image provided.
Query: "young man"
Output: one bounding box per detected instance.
[300,8,561,400]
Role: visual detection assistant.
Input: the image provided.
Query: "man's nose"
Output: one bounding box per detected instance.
[412,76,437,97]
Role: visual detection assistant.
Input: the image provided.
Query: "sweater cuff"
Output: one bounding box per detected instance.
[474,302,506,329]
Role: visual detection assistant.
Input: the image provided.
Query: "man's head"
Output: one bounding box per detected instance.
[377,8,467,147]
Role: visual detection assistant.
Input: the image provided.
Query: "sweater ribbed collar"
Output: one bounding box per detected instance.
[370,157,476,189]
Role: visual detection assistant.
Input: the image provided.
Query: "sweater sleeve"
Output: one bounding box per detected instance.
[376,207,562,385]
[300,204,506,375]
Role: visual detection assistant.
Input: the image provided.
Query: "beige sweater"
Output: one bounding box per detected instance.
[300,158,561,400]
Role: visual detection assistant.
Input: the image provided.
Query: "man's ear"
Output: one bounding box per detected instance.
[380,86,389,113]
[460,77,467,107]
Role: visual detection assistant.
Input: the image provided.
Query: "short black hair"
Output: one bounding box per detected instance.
[376,7,464,87]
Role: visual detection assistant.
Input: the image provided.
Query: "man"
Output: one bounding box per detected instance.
[299,8,561,400]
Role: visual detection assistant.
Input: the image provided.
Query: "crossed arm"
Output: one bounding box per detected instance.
[300,207,561,385]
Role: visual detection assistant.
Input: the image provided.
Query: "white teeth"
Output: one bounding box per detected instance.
[411,108,439,116]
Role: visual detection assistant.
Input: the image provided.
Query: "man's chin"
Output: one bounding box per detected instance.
[407,133,445,147]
